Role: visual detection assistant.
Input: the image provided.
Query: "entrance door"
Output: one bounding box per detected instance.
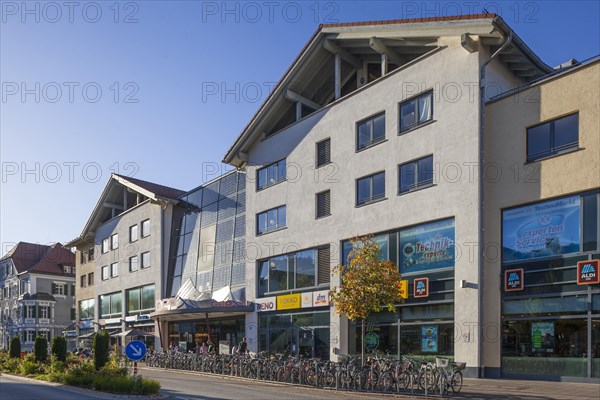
[297,327,313,358]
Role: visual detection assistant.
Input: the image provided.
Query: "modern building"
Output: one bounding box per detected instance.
[0,242,76,351]
[220,12,598,381]
[66,173,185,350]
[484,57,600,381]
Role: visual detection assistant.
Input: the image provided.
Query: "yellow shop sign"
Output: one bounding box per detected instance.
[277,294,301,310]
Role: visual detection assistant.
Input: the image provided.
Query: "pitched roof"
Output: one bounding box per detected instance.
[1,242,74,275]
[222,13,552,166]
[113,174,186,200]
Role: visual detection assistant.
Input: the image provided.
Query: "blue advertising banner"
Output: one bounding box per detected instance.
[400,219,455,274]
[502,196,580,262]
[422,326,438,353]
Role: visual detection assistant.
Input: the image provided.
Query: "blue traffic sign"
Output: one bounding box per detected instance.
[125,340,147,361]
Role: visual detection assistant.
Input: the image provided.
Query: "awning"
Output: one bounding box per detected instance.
[151,298,254,322]
[117,328,151,338]
[78,332,95,339]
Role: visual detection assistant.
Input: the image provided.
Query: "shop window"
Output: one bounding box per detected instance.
[99,292,122,319]
[79,299,95,320]
[527,112,578,162]
[127,284,155,316]
[357,112,385,150]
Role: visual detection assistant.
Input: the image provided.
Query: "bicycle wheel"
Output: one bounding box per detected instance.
[380,371,394,392]
[305,367,317,386]
[418,368,435,392]
[451,371,463,393]
[322,369,336,388]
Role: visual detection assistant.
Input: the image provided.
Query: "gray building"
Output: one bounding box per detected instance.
[67,174,185,350]
[0,242,76,351]
[222,13,554,377]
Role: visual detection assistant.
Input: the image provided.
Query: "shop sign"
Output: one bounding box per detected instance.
[398,280,408,299]
[413,278,429,298]
[136,314,151,321]
[79,320,93,329]
[577,260,599,285]
[312,290,330,307]
[502,196,580,262]
[422,326,438,352]
[256,297,276,312]
[301,292,313,308]
[104,318,121,325]
[505,268,524,291]
[364,332,379,351]
[399,219,455,274]
[277,294,301,310]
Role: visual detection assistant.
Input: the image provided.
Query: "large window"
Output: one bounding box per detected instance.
[127,284,155,316]
[79,299,95,320]
[99,292,122,319]
[527,113,578,162]
[399,91,433,132]
[257,205,286,235]
[258,247,329,296]
[356,172,385,206]
[399,155,434,193]
[257,159,286,190]
[357,112,385,150]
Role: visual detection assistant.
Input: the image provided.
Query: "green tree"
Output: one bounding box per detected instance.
[330,235,403,364]
[93,331,109,370]
[52,336,67,362]
[34,336,48,362]
[9,336,21,358]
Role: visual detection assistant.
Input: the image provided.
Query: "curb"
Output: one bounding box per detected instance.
[1,372,169,400]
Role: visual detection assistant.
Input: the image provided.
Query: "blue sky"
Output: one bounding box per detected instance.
[1,0,599,249]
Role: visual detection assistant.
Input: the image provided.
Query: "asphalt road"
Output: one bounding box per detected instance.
[0,374,112,400]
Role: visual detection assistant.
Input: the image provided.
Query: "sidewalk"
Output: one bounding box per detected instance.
[458,378,600,399]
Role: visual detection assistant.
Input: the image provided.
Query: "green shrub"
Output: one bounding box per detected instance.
[34,336,48,362]
[133,376,161,395]
[90,375,160,395]
[1,357,21,373]
[9,337,21,358]
[21,359,47,376]
[50,355,66,374]
[51,336,67,362]
[64,362,96,388]
[93,331,109,370]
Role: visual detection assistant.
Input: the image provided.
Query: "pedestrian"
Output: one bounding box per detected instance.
[199,342,208,354]
[237,337,248,354]
[207,339,215,354]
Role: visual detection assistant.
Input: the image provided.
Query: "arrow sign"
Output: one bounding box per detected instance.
[125,340,147,361]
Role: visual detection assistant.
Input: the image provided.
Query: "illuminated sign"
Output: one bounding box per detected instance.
[413,278,429,298]
[577,260,599,285]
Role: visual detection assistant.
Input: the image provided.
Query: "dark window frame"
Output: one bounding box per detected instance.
[356,171,386,206]
[526,112,579,162]
[356,111,386,151]
[256,159,287,191]
[316,138,331,168]
[399,90,434,133]
[256,205,287,235]
[315,190,331,219]
[398,155,435,194]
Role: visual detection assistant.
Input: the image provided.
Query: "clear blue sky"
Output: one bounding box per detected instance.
[1,0,599,250]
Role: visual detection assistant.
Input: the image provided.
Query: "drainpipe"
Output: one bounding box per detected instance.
[479,31,512,378]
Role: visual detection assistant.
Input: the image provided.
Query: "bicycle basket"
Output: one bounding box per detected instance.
[453,362,466,371]
[436,358,449,368]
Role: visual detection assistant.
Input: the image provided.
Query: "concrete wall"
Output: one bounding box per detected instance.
[483,61,600,374]
[244,37,485,370]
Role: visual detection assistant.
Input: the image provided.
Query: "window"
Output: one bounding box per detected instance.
[79,299,95,320]
[80,275,87,287]
[130,224,138,242]
[257,159,286,190]
[129,255,139,272]
[527,113,579,162]
[64,265,73,274]
[356,172,385,206]
[357,112,385,150]
[52,283,65,295]
[88,272,94,286]
[99,292,122,319]
[26,331,34,342]
[88,247,94,261]
[257,206,286,235]
[399,91,433,132]
[141,219,150,237]
[39,306,48,319]
[127,284,155,316]
[111,233,119,250]
[80,251,87,264]
[101,266,109,281]
[316,190,331,218]
[102,238,109,253]
[399,155,434,193]
[257,247,329,296]
[141,251,150,269]
[111,262,118,278]
[26,306,34,319]
[316,138,331,167]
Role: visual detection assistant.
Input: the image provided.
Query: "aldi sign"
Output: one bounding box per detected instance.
[414,278,429,298]
[577,260,599,285]
[505,269,524,291]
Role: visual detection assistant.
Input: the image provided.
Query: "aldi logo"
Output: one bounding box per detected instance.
[505,269,524,291]
[577,260,600,285]
[413,278,429,298]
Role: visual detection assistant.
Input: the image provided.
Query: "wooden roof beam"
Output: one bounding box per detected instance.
[369,37,404,66]
[323,39,362,69]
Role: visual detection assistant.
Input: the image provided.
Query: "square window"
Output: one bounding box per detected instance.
[356,172,385,206]
[357,113,385,150]
[257,206,286,235]
[399,155,434,193]
[399,91,433,133]
[257,159,287,190]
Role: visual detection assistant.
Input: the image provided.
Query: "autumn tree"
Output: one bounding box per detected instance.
[331,235,403,364]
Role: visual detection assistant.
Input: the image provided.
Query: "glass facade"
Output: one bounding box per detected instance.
[501,191,600,379]
[168,316,245,353]
[167,171,246,298]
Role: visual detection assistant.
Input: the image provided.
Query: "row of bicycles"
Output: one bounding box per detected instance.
[145,350,466,396]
